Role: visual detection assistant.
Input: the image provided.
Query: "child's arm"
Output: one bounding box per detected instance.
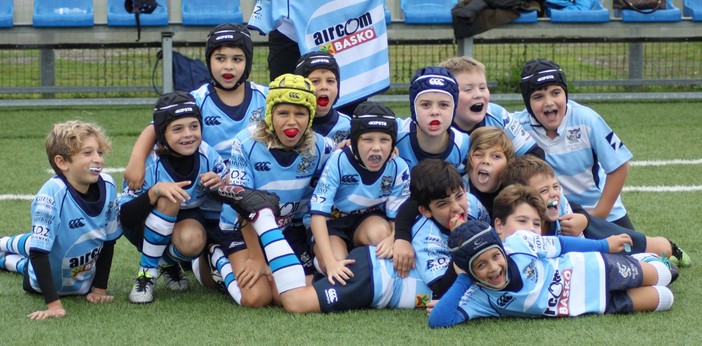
[86,240,115,304]
[124,125,156,190]
[558,233,632,254]
[311,214,353,285]
[590,162,629,219]
[27,250,66,320]
[428,272,472,328]
[392,198,418,278]
[376,221,395,259]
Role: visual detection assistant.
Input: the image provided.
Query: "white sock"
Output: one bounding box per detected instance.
[653,286,674,311]
[250,208,306,293]
[649,260,672,286]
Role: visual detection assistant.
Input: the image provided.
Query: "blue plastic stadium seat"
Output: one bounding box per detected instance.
[0,0,12,28]
[400,0,458,24]
[683,0,702,21]
[33,0,93,27]
[182,0,243,26]
[512,10,538,23]
[545,1,610,23]
[614,0,681,22]
[108,0,168,27]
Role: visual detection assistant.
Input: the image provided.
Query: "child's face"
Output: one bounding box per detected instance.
[165,117,202,156]
[529,84,567,136]
[527,173,561,222]
[494,202,542,240]
[470,248,508,289]
[454,71,490,132]
[468,146,508,193]
[355,132,393,172]
[210,46,247,90]
[272,103,310,148]
[307,69,338,117]
[419,187,468,229]
[414,92,454,137]
[58,135,104,194]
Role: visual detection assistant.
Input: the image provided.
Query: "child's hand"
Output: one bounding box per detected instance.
[392,239,416,278]
[124,161,146,190]
[236,257,271,290]
[448,213,466,231]
[151,181,191,204]
[453,262,467,276]
[335,139,350,150]
[606,234,633,253]
[200,172,225,190]
[426,299,438,316]
[327,258,356,286]
[375,235,394,259]
[86,288,114,304]
[558,213,587,237]
[28,300,66,320]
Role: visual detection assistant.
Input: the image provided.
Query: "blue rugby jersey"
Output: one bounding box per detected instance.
[395,120,470,175]
[248,0,390,107]
[513,100,633,222]
[28,174,121,295]
[220,128,335,231]
[310,147,410,220]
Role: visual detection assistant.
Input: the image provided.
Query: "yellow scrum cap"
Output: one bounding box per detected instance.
[265,74,317,132]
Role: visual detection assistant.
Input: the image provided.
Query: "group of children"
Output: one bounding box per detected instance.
[0,23,690,325]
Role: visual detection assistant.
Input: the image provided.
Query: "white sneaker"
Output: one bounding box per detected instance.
[129,270,156,304]
[159,264,189,291]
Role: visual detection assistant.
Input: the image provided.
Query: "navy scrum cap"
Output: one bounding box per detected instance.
[519,58,568,116]
[408,66,459,123]
[350,101,397,167]
[295,51,341,105]
[448,220,507,287]
[153,91,202,148]
[205,24,253,90]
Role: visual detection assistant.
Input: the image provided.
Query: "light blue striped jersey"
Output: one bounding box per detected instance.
[310,147,410,220]
[456,230,609,318]
[513,101,633,221]
[248,0,390,107]
[28,174,122,296]
[119,141,227,211]
[190,82,268,161]
[395,119,471,175]
[312,109,352,147]
[364,246,433,309]
[220,128,335,231]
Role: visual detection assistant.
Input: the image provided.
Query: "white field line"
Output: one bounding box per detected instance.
[0,159,690,202]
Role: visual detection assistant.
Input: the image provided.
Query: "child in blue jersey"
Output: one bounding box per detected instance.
[0,120,121,320]
[120,92,227,304]
[408,159,489,300]
[213,74,335,307]
[513,58,634,229]
[212,185,432,313]
[440,56,544,159]
[393,66,471,276]
[428,215,676,328]
[310,101,410,285]
[294,51,351,146]
[124,24,267,200]
[501,155,691,267]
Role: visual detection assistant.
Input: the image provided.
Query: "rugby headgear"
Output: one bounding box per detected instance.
[350,101,397,168]
[409,66,459,124]
[153,91,202,150]
[448,220,509,288]
[294,51,341,106]
[265,74,317,132]
[205,24,253,90]
[519,58,568,117]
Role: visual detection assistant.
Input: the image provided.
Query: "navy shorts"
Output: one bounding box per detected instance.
[602,253,644,314]
[123,208,206,252]
[313,246,374,313]
[311,211,385,251]
[584,216,647,254]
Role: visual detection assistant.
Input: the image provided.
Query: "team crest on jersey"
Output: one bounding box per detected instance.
[250,107,264,122]
[297,156,315,176]
[231,140,243,157]
[523,259,537,281]
[331,130,350,145]
[380,176,393,196]
[106,200,118,222]
[566,128,582,143]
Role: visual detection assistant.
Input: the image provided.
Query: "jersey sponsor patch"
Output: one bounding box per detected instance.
[605,131,624,151]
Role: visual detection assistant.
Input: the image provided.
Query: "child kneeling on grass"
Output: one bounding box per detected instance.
[428,188,676,328]
[0,120,121,320]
